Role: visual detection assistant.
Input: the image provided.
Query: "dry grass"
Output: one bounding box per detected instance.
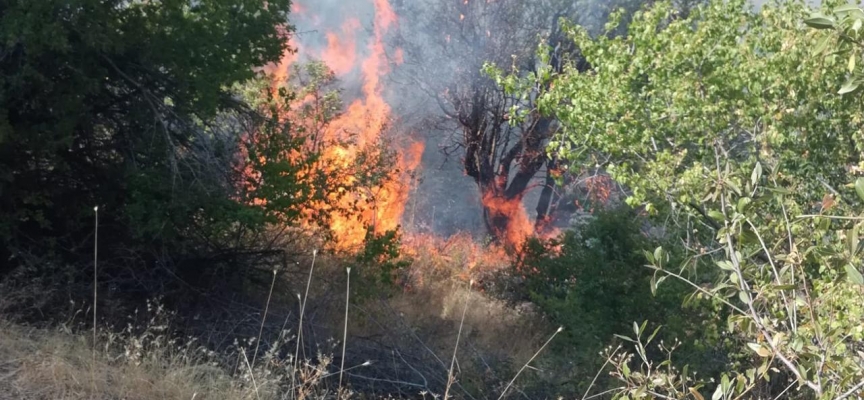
[0,310,338,400]
[401,233,510,286]
[0,321,246,400]
[0,233,555,400]
[386,282,545,363]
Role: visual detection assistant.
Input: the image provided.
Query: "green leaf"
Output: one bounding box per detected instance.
[716,260,735,271]
[838,77,861,94]
[614,334,636,343]
[738,290,749,304]
[845,263,864,285]
[647,325,662,343]
[812,34,833,56]
[711,384,724,400]
[751,162,762,186]
[747,343,771,357]
[854,178,864,202]
[834,4,863,13]
[708,210,725,221]
[804,15,835,30]
[737,197,752,213]
[726,180,742,196]
[766,187,792,195]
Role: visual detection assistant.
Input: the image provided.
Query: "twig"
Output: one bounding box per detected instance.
[498,327,563,400]
[92,205,99,358]
[252,268,278,367]
[836,379,864,400]
[582,345,621,400]
[339,267,352,391]
[444,281,472,400]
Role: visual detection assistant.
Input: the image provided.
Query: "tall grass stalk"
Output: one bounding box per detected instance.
[92,205,99,358]
[252,268,278,367]
[241,349,261,400]
[581,345,621,400]
[338,267,351,391]
[497,326,563,400]
[444,280,472,400]
[292,249,317,396]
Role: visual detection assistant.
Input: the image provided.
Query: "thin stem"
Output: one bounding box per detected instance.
[797,214,864,221]
[836,379,864,400]
[252,269,278,368]
[92,206,99,358]
[339,267,351,391]
[293,249,318,382]
[645,265,747,315]
[497,327,563,400]
[582,345,621,400]
[241,350,261,400]
[444,282,472,400]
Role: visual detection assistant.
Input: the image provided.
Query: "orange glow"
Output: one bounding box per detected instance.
[292,2,307,15]
[393,47,404,65]
[254,0,558,261]
[321,19,361,75]
[400,232,511,287]
[262,0,424,252]
[481,191,533,250]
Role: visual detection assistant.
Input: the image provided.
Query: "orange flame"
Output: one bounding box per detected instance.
[321,19,361,75]
[263,0,423,252]
[481,191,533,250]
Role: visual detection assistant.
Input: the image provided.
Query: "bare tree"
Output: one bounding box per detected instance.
[391,0,583,243]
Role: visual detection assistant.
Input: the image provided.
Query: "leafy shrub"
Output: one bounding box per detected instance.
[353,227,412,299]
[513,208,723,395]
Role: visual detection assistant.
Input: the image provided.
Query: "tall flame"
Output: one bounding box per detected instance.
[482,191,534,250]
[267,0,423,251]
[321,19,361,76]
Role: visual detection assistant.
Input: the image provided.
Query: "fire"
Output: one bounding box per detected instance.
[481,191,533,250]
[256,0,560,261]
[321,19,361,75]
[264,0,423,251]
[401,232,510,288]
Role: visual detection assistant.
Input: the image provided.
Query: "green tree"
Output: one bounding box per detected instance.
[514,209,720,396]
[495,0,864,398]
[0,0,296,296]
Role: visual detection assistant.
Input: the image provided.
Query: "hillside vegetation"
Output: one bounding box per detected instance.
[2,0,864,399]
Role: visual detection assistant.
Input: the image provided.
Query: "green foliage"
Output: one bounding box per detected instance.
[353,228,412,299]
[498,0,864,398]
[0,0,297,282]
[806,3,864,94]
[529,0,860,215]
[515,209,721,395]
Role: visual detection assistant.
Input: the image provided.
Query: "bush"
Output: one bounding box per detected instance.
[513,208,723,395]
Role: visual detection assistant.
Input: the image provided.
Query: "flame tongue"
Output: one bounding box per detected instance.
[266,0,423,251]
[482,190,533,250]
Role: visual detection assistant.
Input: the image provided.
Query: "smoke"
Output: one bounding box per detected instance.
[284,0,644,241]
